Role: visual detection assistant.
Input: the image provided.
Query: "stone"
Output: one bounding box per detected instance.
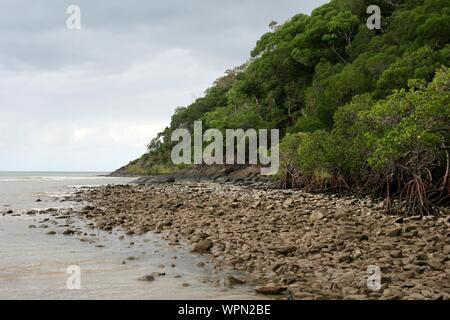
[255,286,287,295]
[134,175,175,185]
[390,250,403,258]
[138,275,155,282]
[63,229,75,236]
[310,211,325,222]
[192,240,213,254]
[359,233,369,241]
[338,254,353,263]
[428,259,445,271]
[226,276,246,286]
[386,226,402,237]
[398,271,416,280]
[270,246,297,255]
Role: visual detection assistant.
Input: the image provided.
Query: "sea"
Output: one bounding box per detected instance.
[0,172,255,299]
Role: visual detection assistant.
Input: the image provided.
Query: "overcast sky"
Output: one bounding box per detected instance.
[0,0,328,172]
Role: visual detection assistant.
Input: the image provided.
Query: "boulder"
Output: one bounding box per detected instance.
[192,240,213,254]
[226,275,246,286]
[309,211,325,222]
[255,286,287,295]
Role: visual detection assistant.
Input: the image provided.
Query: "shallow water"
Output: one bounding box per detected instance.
[0,172,256,299]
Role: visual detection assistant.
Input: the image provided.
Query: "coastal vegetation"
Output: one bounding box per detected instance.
[119,0,449,215]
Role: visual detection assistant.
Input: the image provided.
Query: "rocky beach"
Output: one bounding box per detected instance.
[51,179,450,300]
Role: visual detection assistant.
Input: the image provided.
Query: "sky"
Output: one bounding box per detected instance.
[0,0,328,172]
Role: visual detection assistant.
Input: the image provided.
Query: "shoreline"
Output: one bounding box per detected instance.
[66,180,450,300]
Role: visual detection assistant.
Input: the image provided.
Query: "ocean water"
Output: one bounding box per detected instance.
[0,171,129,210]
[0,172,256,300]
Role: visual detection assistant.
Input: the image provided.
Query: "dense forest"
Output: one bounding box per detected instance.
[120,0,449,215]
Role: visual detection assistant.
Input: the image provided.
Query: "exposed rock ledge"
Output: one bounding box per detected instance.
[69,181,450,300]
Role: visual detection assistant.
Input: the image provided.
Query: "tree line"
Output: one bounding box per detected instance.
[122,0,449,215]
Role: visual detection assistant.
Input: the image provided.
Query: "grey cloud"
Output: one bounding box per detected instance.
[0,0,329,171]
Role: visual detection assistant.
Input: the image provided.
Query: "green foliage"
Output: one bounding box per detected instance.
[297,130,333,176]
[278,132,304,174]
[368,67,450,171]
[376,46,442,97]
[290,67,449,192]
[123,0,450,202]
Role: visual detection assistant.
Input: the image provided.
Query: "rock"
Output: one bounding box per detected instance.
[255,286,287,295]
[46,231,57,235]
[406,293,425,300]
[390,250,403,258]
[338,254,353,263]
[270,246,297,255]
[386,226,402,237]
[428,259,445,271]
[134,175,175,185]
[36,199,42,202]
[192,240,213,254]
[28,225,37,229]
[288,289,316,300]
[182,283,190,287]
[359,233,369,241]
[157,221,173,229]
[335,207,350,218]
[416,253,427,260]
[63,229,75,236]
[309,211,324,222]
[398,271,416,280]
[138,275,155,282]
[344,295,368,300]
[226,276,246,286]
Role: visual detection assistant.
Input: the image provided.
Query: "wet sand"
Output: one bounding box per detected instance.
[0,215,257,299]
[0,173,258,300]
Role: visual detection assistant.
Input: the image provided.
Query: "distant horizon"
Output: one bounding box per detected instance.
[0,170,111,173]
